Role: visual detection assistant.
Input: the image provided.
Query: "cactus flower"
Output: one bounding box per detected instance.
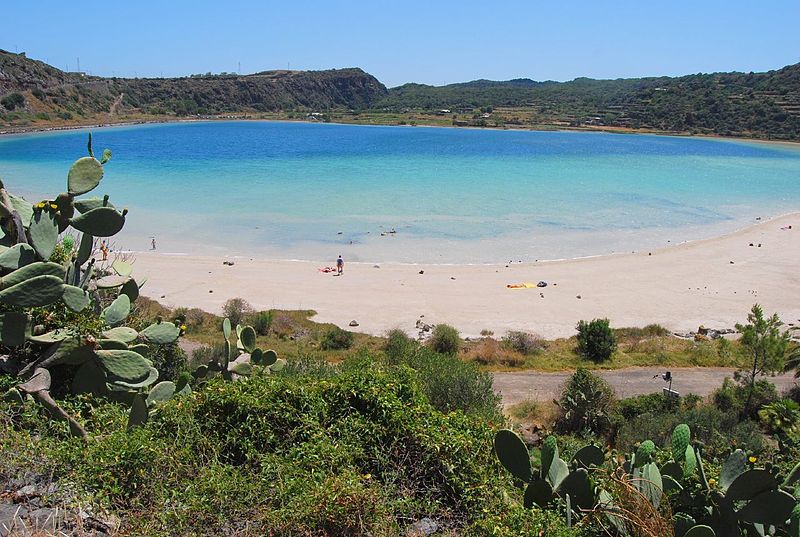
[50,203,58,210]
[749,456,757,463]
[180,324,187,331]
[708,478,716,486]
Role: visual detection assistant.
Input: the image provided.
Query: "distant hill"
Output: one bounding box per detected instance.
[1,49,799,140]
[0,50,387,120]
[381,65,800,139]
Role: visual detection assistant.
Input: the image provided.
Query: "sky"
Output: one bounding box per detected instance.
[3,0,799,87]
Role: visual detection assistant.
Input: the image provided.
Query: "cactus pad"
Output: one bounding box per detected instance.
[62,284,90,312]
[737,489,796,526]
[540,435,558,478]
[672,423,691,462]
[127,393,148,430]
[494,429,533,482]
[239,325,257,353]
[112,259,132,277]
[96,349,152,383]
[683,526,715,537]
[102,326,139,343]
[2,262,65,289]
[523,477,553,508]
[146,381,176,406]
[110,367,159,389]
[726,470,777,502]
[263,349,278,366]
[140,321,180,344]
[100,293,131,326]
[70,206,125,237]
[720,449,747,491]
[29,209,59,260]
[573,444,604,469]
[0,243,37,270]
[557,468,594,509]
[74,197,114,214]
[635,440,656,468]
[0,274,64,307]
[230,362,253,376]
[67,157,104,195]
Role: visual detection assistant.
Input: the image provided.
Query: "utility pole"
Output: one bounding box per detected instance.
[238,61,241,75]
[77,57,81,72]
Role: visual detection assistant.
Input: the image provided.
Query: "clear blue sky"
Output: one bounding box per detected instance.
[3,0,799,87]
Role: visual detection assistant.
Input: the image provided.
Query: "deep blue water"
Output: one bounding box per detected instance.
[1,121,799,262]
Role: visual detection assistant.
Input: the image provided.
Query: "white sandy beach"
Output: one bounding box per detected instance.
[130,213,800,339]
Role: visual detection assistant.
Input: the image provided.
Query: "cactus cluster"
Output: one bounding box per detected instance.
[494,423,800,536]
[0,136,185,438]
[192,316,284,381]
[494,429,603,525]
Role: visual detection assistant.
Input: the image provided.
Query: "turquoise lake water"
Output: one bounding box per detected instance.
[2,121,799,263]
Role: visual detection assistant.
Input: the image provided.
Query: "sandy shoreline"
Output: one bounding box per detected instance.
[130,213,800,339]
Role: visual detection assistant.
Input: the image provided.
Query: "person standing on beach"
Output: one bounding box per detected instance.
[100,240,108,261]
[151,237,156,250]
[337,255,344,275]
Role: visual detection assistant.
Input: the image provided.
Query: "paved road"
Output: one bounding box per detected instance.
[493,367,798,407]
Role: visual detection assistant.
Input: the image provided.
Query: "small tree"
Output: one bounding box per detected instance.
[556,368,616,434]
[736,304,790,419]
[429,324,460,355]
[222,297,253,327]
[576,318,617,362]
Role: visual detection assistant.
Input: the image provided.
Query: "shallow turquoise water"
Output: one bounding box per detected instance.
[2,121,799,263]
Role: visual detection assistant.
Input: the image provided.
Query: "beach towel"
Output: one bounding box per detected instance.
[318,267,337,273]
[506,282,537,289]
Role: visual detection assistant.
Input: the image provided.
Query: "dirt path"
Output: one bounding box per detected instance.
[493,367,798,407]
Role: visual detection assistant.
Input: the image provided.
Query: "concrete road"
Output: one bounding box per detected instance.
[493,367,798,407]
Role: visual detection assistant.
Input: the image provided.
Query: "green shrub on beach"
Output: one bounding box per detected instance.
[428,323,461,355]
[320,326,355,350]
[384,328,417,362]
[576,318,617,362]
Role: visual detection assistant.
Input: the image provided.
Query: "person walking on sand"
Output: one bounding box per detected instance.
[151,237,156,250]
[100,240,109,261]
[336,255,344,275]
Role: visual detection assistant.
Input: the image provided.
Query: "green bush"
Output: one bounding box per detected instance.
[576,318,617,362]
[555,368,615,435]
[250,310,273,336]
[147,342,188,382]
[712,376,778,420]
[395,346,502,421]
[384,328,417,363]
[320,326,355,350]
[428,324,460,355]
[759,399,800,438]
[1,92,25,111]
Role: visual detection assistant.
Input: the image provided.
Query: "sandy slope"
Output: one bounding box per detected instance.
[131,213,800,339]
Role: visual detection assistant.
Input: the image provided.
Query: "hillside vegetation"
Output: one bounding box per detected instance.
[2,49,799,140]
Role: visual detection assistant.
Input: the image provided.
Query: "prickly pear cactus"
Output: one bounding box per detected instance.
[0,136,183,438]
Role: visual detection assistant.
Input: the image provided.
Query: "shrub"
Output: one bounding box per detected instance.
[502,330,545,354]
[384,328,417,363]
[759,399,800,438]
[191,344,225,368]
[469,338,525,368]
[222,297,253,327]
[250,310,273,336]
[576,318,617,362]
[1,92,25,111]
[712,376,778,420]
[555,369,615,435]
[148,343,188,382]
[428,324,460,355]
[320,326,355,350]
[400,346,502,421]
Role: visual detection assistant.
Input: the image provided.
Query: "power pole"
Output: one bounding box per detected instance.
[238,61,241,75]
[77,57,81,72]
